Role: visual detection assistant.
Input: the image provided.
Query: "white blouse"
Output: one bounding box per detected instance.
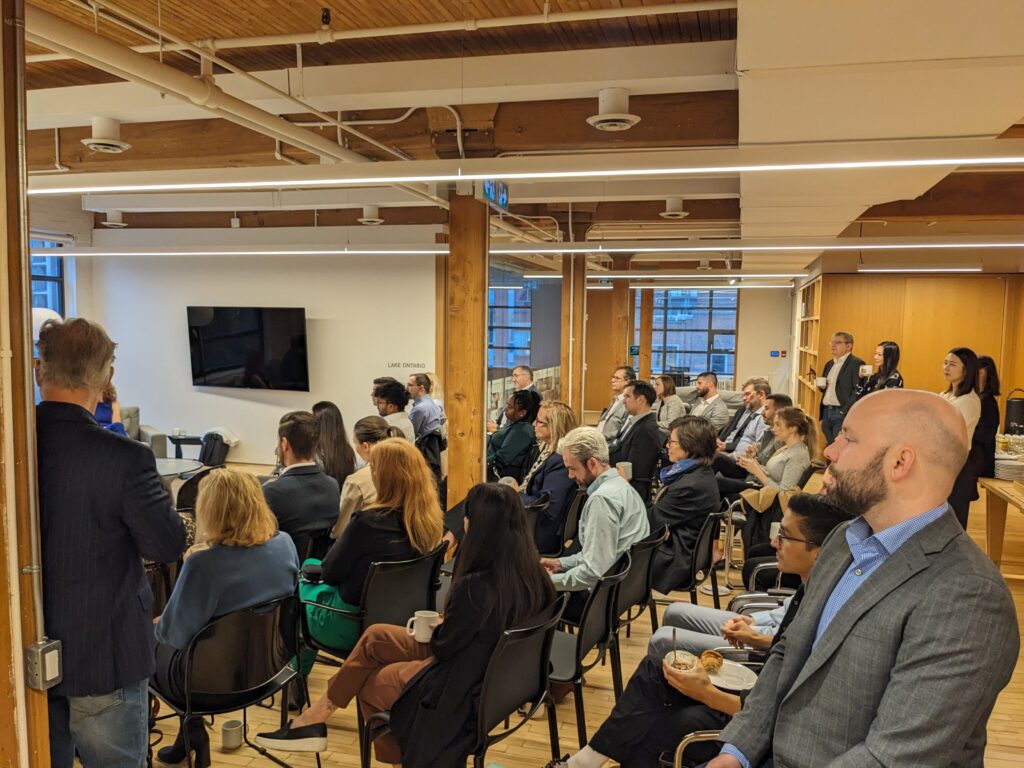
[939,389,982,443]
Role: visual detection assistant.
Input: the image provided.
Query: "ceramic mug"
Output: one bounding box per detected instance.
[406,610,440,643]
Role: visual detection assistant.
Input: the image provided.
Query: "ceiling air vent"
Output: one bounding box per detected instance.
[81,117,132,154]
[586,88,641,132]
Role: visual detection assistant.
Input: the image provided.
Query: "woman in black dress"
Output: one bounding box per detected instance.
[972,356,1001,482]
[854,340,903,401]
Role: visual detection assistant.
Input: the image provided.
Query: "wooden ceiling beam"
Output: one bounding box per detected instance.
[859,171,1024,221]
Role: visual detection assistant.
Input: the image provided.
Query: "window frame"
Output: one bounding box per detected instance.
[637,289,738,377]
[29,239,66,316]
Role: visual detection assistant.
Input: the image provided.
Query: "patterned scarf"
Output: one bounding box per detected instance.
[520,441,551,490]
[658,457,700,486]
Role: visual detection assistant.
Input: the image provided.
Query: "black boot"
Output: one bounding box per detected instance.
[156,717,210,768]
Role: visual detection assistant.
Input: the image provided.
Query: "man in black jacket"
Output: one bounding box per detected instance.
[36,318,187,768]
[818,331,865,445]
[263,411,340,548]
[609,380,663,503]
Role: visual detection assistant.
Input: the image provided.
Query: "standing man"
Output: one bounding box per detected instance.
[36,318,187,768]
[597,366,635,441]
[488,364,537,433]
[608,380,663,503]
[818,331,864,445]
[406,372,446,441]
[689,371,731,431]
[707,389,1019,768]
[541,427,649,619]
[375,380,415,441]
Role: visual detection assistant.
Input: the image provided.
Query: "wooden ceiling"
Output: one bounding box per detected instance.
[26,0,736,89]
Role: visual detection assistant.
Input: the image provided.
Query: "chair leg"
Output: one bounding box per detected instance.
[690,588,698,605]
[243,706,295,768]
[573,681,588,748]
[279,680,289,727]
[648,600,659,632]
[183,716,193,768]
[711,569,721,610]
[610,637,624,702]
[546,695,561,760]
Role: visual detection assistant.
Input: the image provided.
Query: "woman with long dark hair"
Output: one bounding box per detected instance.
[312,400,357,489]
[972,355,1001,481]
[854,340,903,400]
[257,483,556,768]
[940,347,982,526]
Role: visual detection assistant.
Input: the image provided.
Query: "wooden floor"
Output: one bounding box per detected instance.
[150,482,1024,768]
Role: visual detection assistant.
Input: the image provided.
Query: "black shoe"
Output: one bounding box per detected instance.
[156,717,210,768]
[254,720,328,753]
[544,756,570,768]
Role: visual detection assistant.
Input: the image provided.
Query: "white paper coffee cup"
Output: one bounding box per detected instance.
[617,461,633,480]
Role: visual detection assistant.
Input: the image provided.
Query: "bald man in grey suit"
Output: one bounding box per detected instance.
[708,389,1018,768]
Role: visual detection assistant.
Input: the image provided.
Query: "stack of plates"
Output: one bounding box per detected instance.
[994,456,1024,481]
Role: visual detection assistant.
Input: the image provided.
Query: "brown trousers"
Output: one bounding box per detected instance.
[327,624,433,764]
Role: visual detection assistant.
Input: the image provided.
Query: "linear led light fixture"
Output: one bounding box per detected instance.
[27,155,1024,196]
[856,267,982,273]
[630,283,793,290]
[524,272,807,279]
[493,242,1024,255]
[586,284,614,290]
[490,284,525,290]
[28,247,451,257]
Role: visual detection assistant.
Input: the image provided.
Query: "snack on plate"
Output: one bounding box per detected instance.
[663,650,696,671]
[700,650,724,673]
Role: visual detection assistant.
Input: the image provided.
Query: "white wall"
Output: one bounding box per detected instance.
[735,288,796,397]
[84,254,436,463]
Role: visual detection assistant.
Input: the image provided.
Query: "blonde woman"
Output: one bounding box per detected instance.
[152,469,299,768]
[301,438,444,654]
[517,400,580,553]
[332,416,405,538]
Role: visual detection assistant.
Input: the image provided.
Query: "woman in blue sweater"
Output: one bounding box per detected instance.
[152,469,299,767]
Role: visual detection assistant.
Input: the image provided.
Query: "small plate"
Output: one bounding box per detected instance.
[708,659,758,691]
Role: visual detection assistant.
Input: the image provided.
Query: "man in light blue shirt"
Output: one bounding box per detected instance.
[708,390,1018,768]
[406,372,445,440]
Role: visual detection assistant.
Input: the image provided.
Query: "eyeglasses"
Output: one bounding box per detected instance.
[665,439,680,447]
[774,530,814,545]
[611,375,626,381]
[534,419,548,426]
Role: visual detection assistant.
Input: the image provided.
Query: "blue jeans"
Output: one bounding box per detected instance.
[48,678,149,768]
[821,405,845,446]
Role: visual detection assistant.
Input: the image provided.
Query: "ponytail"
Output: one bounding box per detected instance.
[777,406,819,459]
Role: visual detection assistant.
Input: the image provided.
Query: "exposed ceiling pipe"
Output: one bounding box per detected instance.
[26,1,738,63]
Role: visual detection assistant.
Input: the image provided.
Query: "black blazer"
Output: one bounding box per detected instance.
[521,452,577,554]
[819,354,866,417]
[609,412,662,503]
[320,507,417,605]
[648,465,721,594]
[263,464,340,541]
[971,394,1000,479]
[36,402,187,697]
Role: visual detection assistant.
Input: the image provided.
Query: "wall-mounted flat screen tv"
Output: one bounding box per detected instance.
[187,306,310,391]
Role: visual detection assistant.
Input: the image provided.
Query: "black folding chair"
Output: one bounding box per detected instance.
[655,512,724,611]
[291,526,335,563]
[174,465,218,512]
[361,594,569,768]
[542,487,586,558]
[548,555,631,748]
[524,496,552,548]
[149,595,307,768]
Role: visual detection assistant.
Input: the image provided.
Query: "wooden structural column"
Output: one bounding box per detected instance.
[1,0,51,764]
[443,195,488,507]
[610,254,633,368]
[638,288,654,379]
[560,253,587,415]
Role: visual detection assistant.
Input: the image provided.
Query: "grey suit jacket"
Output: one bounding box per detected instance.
[720,509,1018,768]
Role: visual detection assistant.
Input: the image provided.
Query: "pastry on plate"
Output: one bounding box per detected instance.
[700,649,724,673]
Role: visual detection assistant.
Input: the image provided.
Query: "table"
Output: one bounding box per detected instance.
[168,434,203,459]
[979,477,1024,568]
[155,457,203,478]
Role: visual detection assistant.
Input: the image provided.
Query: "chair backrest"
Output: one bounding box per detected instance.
[523,497,551,542]
[575,554,631,669]
[360,543,448,630]
[686,513,722,589]
[291,526,335,563]
[186,594,299,697]
[615,526,667,621]
[796,460,824,491]
[476,594,567,739]
[560,488,587,550]
[175,465,219,512]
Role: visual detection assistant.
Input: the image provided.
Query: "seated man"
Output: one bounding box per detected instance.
[548,494,852,768]
[375,380,415,441]
[714,392,790,493]
[712,378,769,468]
[649,493,853,657]
[688,372,730,432]
[541,427,649,620]
[608,380,663,503]
[263,411,341,545]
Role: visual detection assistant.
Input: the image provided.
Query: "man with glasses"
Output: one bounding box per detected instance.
[488,364,537,433]
[817,331,864,445]
[597,366,635,440]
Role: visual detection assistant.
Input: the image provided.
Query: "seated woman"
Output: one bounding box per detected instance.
[331,416,405,538]
[151,469,299,768]
[487,389,542,481]
[93,381,126,436]
[718,407,815,497]
[654,375,687,433]
[256,482,557,766]
[551,493,852,768]
[301,437,444,658]
[649,416,721,595]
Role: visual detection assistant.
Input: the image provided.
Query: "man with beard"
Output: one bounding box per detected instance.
[706,389,1019,768]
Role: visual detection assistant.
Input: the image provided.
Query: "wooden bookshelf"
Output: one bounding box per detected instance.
[797,279,822,416]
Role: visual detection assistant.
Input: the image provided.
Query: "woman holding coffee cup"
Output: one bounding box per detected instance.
[257,483,556,765]
[853,340,904,401]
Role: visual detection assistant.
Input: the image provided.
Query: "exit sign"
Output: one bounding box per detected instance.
[475,179,509,211]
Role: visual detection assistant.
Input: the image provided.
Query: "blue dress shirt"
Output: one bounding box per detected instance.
[720,502,950,768]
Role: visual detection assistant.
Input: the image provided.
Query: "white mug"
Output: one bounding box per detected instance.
[497,476,518,487]
[859,364,873,377]
[617,461,633,481]
[172,427,185,437]
[815,377,828,390]
[221,719,243,750]
[406,610,440,643]
[770,522,782,541]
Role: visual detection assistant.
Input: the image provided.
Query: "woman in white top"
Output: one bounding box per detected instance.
[653,375,687,432]
[737,406,815,491]
[331,416,404,537]
[940,347,982,527]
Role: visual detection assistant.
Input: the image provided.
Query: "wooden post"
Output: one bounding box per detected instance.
[1,0,51,763]
[560,253,587,415]
[638,288,654,379]
[610,255,633,369]
[443,195,488,507]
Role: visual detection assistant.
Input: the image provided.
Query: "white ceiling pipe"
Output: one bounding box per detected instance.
[26,2,738,64]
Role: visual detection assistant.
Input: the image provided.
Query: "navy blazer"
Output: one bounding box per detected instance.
[37,402,187,697]
[608,412,662,503]
[521,451,577,554]
[263,464,341,541]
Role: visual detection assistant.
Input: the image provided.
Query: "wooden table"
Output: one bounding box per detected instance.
[979,477,1024,568]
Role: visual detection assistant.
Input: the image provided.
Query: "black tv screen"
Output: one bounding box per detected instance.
[187,306,309,391]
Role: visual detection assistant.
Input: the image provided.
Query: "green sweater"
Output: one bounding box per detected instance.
[487,420,536,480]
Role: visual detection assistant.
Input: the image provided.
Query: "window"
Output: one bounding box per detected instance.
[635,289,738,377]
[487,287,532,370]
[30,240,65,315]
